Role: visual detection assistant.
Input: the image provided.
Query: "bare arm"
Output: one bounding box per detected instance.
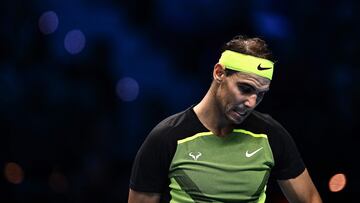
[278,168,322,203]
[128,189,161,203]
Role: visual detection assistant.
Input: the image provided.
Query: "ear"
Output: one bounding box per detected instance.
[213,63,225,83]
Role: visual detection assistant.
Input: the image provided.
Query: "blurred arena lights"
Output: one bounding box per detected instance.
[253,12,290,39]
[116,77,139,102]
[64,29,86,54]
[4,162,24,184]
[38,11,59,35]
[49,171,69,193]
[329,173,347,192]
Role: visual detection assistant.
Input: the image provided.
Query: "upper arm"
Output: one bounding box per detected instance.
[128,189,161,203]
[277,168,322,203]
[129,124,174,199]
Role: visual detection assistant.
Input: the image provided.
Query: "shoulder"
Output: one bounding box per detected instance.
[129,109,195,195]
[148,106,206,142]
[150,108,192,137]
[246,111,305,179]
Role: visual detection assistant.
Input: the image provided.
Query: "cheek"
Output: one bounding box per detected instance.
[226,87,241,104]
[220,91,238,112]
[218,82,240,107]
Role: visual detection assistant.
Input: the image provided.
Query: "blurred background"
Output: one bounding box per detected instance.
[1,0,359,202]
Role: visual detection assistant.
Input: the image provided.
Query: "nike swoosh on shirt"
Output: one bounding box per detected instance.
[245,147,263,157]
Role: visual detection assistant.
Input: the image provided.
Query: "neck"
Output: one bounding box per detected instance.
[193,85,234,137]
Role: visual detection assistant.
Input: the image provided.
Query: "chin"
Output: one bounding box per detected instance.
[232,117,245,125]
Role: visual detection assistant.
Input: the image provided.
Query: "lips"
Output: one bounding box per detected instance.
[235,110,247,117]
[231,108,247,117]
[233,106,248,117]
[228,104,250,122]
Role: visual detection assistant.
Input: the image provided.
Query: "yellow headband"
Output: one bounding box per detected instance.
[219,50,274,80]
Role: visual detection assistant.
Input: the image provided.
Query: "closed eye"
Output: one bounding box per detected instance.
[237,83,256,95]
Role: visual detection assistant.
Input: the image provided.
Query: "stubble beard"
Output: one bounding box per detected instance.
[226,103,253,125]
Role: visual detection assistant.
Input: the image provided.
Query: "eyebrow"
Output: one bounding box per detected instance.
[237,82,270,92]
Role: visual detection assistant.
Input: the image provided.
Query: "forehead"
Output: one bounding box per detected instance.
[232,71,270,85]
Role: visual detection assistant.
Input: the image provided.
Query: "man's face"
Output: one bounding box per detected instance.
[216,70,270,124]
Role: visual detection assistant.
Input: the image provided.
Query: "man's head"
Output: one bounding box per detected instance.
[219,35,274,80]
[212,35,274,124]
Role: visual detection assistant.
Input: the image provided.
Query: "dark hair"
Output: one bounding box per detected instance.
[221,35,273,61]
[221,35,274,76]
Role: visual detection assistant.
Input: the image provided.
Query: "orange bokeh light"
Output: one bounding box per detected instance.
[4,162,24,184]
[329,173,346,192]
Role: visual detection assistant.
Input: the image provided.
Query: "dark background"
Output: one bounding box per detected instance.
[1,0,358,202]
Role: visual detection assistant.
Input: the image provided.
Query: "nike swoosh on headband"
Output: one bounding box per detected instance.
[257,64,272,71]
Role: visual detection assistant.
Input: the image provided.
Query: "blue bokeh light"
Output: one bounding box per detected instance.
[116,77,140,102]
[253,12,291,39]
[38,11,59,35]
[64,29,86,54]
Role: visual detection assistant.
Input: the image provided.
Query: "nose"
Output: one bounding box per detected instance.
[244,94,258,108]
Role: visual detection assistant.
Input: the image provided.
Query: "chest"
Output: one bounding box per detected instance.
[168,131,274,202]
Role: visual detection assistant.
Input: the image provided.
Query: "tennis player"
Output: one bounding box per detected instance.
[128,35,322,203]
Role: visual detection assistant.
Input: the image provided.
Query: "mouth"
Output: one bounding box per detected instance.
[226,104,250,123]
[233,105,249,117]
[234,110,248,117]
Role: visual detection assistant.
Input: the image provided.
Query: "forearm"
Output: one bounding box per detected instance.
[278,169,322,203]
